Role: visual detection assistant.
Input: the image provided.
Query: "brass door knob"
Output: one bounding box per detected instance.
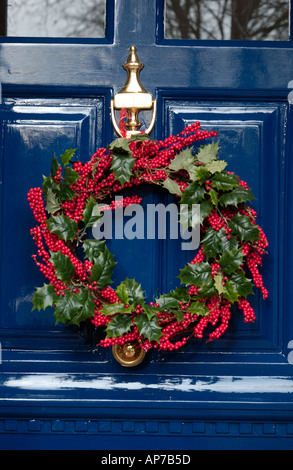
[112,340,146,367]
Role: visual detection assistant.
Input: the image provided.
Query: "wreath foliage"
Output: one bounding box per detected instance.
[27,122,268,353]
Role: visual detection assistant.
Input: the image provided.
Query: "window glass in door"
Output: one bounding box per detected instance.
[164,0,289,40]
[4,0,106,38]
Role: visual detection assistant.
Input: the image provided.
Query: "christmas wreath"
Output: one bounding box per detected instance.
[27,121,268,355]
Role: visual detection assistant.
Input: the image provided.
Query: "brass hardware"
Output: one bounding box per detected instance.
[111,46,157,138]
[112,340,146,367]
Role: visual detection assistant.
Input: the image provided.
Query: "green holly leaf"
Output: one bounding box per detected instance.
[51,157,59,177]
[82,239,106,263]
[118,278,145,306]
[45,188,61,215]
[214,273,225,295]
[54,290,84,325]
[31,283,58,311]
[178,262,212,287]
[196,280,218,299]
[229,213,260,242]
[143,304,161,321]
[106,314,133,338]
[89,247,117,288]
[50,251,75,284]
[218,228,239,253]
[108,138,131,153]
[58,182,76,201]
[71,289,96,325]
[179,204,200,233]
[218,249,244,275]
[187,302,209,316]
[46,214,78,242]
[199,200,213,223]
[82,196,101,228]
[173,309,184,324]
[219,187,256,207]
[156,295,180,309]
[222,282,240,303]
[116,280,130,305]
[101,303,134,316]
[168,148,198,180]
[64,166,80,185]
[60,149,76,166]
[162,177,182,196]
[197,142,220,164]
[202,227,223,259]
[205,160,228,174]
[229,272,254,298]
[134,314,162,342]
[196,167,212,184]
[211,173,238,192]
[111,152,135,188]
[209,188,219,207]
[180,181,206,205]
[156,287,190,307]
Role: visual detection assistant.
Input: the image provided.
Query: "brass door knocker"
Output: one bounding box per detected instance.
[111,46,157,138]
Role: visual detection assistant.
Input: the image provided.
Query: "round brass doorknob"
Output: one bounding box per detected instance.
[112,340,146,367]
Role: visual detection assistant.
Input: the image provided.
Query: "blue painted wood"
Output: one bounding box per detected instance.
[0,0,293,450]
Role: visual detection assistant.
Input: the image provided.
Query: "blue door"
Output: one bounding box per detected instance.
[1,0,293,450]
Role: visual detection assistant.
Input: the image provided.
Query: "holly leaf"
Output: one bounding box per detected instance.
[118,278,145,306]
[101,303,134,316]
[180,181,206,205]
[197,142,220,164]
[187,302,209,316]
[106,314,133,338]
[202,227,222,259]
[156,295,180,309]
[50,251,75,284]
[89,247,117,288]
[111,152,135,188]
[71,289,96,325]
[156,287,190,307]
[108,138,131,153]
[205,160,228,174]
[143,304,161,321]
[45,188,61,215]
[82,239,106,263]
[51,157,59,177]
[64,166,80,185]
[54,290,84,325]
[222,282,240,303]
[134,314,162,342]
[116,280,130,305]
[162,177,182,196]
[178,262,212,287]
[179,204,200,233]
[229,272,254,298]
[60,149,76,166]
[58,182,76,201]
[214,273,225,295]
[211,173,238,192]
[31,283,58,311]
[199,200,213,223]
[229,213,260,243]
[82,197,101,228]
[219,187,256,207]
[218,249,244,275]
[196,167,212,184]
[46,214,78,242]
[168,149,198,180]
[196,280,218,299]
[209,188,219,207]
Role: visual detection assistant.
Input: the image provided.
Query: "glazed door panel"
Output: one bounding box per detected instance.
[0,0,293,450]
